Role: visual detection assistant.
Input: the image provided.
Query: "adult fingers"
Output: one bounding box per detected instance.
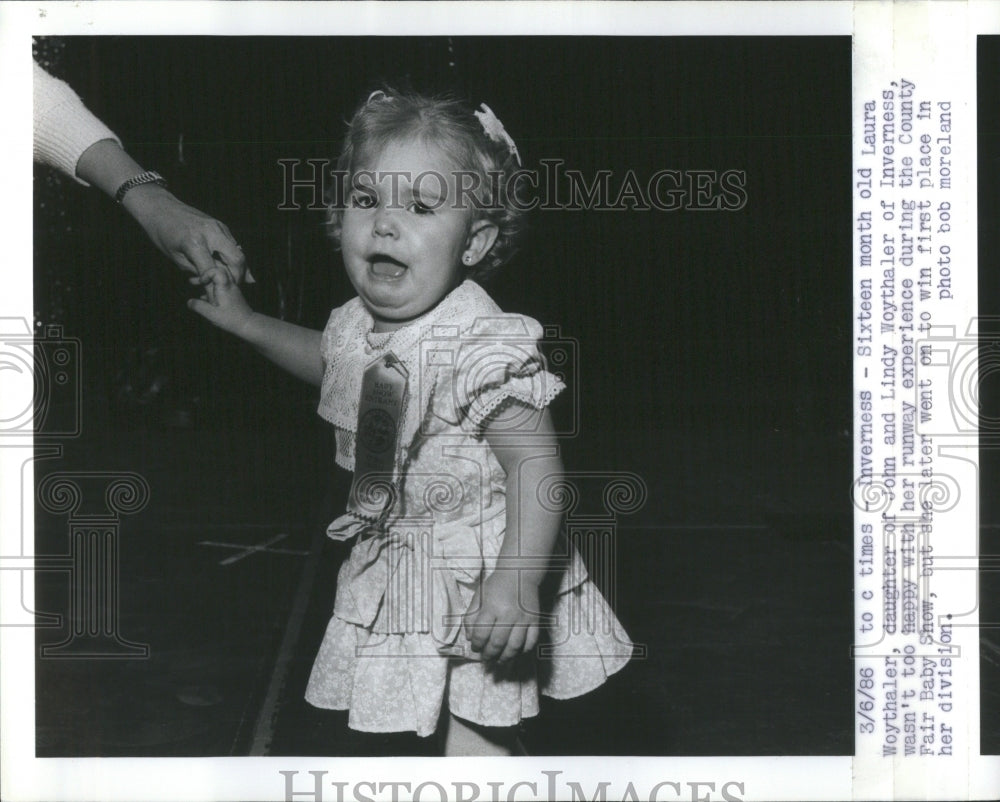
[211,241,247,283]
[171,251,200,276]
[212,223,254,283]
[218,221,238,245]
[179,234,217,278]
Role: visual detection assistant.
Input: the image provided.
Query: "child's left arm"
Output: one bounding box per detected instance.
[188,266,324,385]
[464,404,564,664]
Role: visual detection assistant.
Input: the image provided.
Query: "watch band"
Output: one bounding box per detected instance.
[114,171,167,204]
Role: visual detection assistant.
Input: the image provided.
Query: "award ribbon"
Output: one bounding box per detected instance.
[327,352,409,539]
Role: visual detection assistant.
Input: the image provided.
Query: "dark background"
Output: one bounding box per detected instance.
[33,36,855,757]
[978,35,1000,756]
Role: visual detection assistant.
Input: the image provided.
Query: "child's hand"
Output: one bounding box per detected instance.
[464,569,541,664]
[187,265,255,337]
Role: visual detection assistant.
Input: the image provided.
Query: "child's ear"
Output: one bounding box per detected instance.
[462,219,499,267]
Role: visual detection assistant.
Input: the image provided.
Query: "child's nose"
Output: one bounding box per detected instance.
[372,205,397,237]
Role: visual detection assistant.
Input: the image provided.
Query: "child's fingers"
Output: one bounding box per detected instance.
[462,606,475,645]
[187,297,210,317]
[187,296,222,324]
[190,265,235,306]
[523,622,540,654]
[481,622,513,663]
[187,268,228,297]
[495,624,527,664]
[462,590,481,644]
[209,265,234,288]
[464,610,495,653]
[189,271,215,286]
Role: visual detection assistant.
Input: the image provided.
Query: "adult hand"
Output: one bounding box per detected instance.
[121,183,251,282]
[73,139,252,282]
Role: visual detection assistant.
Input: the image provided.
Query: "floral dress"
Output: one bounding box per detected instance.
[304,280,631,736]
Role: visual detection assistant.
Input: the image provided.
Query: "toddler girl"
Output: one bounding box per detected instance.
[189,89,631,755]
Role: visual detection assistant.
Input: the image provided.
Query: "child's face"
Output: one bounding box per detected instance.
[341,137,487,332]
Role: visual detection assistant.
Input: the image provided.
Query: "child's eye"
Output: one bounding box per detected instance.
[350,190,377,209]
[408,200,434,216]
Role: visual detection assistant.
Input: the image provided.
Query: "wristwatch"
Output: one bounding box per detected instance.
[114,171,167,204]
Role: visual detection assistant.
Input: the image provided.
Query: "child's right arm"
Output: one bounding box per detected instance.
[188,266,324,386]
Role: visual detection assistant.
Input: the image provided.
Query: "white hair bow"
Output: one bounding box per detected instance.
[474,103,522,166]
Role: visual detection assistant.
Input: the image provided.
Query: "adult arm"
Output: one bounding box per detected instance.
[33,61,249,281]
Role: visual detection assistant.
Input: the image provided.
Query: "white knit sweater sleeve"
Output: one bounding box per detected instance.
[33,61,122,185]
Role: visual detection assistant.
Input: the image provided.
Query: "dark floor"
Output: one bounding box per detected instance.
[34,392,859,757]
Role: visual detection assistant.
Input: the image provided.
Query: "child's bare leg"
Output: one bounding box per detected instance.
[442,714,516,756]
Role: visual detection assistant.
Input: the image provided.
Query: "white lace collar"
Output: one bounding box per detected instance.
[317,280,503,451]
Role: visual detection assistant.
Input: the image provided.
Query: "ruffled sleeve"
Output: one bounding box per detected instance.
[316,299,371,471]
[431,313,566,433]
[319,303,347,361]
[317,302,349,420]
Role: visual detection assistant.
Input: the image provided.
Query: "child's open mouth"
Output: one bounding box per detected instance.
[369,255,408,279]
